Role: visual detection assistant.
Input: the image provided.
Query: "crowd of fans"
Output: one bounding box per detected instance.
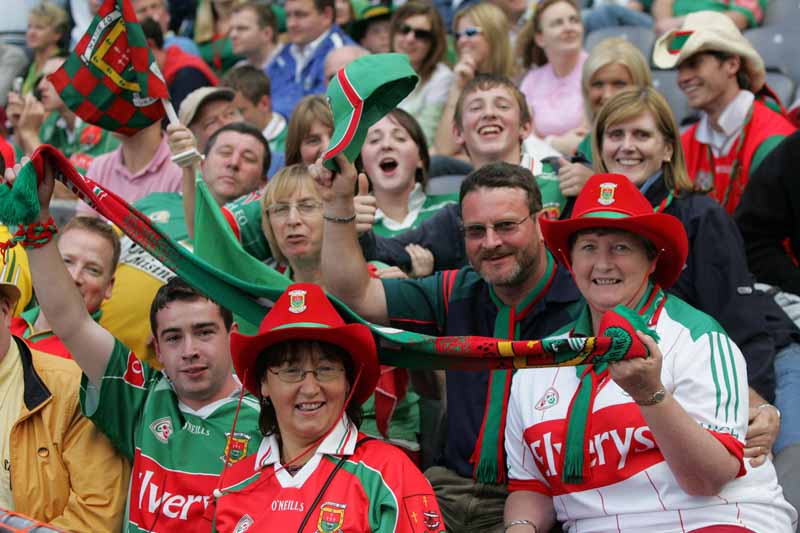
[1,0,800,532]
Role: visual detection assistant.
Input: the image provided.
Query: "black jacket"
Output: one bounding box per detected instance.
[647,178,800,402]
[735,130,800,295]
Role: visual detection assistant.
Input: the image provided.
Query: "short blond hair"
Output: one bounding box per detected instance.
[260,165,323,265]
[29,1,68,38]
[581,37,652,120]
[592,87,693,194]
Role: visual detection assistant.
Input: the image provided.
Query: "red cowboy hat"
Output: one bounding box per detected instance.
[540,173,688,288]
[230,283,379,405]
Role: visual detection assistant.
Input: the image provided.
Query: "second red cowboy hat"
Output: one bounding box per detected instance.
[230,283,379,405]
[540,173,688,288]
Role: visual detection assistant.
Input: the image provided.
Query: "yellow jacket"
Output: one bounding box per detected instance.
[9,336,130,531]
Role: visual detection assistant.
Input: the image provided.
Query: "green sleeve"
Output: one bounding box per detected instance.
[382,272,449,334]
[577,133,593,163]
[79,338,158,461]
[750,135,786,177]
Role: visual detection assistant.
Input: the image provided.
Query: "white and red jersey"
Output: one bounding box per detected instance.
[506,294,797,532]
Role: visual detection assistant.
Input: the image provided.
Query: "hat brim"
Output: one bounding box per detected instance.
[540,212,688,288]
[230,322,379,406]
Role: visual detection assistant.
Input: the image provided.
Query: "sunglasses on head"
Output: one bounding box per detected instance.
[398,24,434,41]
[455,26,482,39]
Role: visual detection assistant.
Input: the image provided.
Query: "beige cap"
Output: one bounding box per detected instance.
[652,10,765,92]
[178,87,236,127]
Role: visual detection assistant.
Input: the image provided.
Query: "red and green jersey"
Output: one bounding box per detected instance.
[80,338,262,532]
[212,418,445,532]
[673,0,767,27]
[682,100,795,214]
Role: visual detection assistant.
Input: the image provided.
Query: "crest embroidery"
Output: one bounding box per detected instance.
[317,501,346,532]
[288,289,308,314]
[149,417,172,443]
[597,182,618,206]
[221,432,251,464]
[535,387,559,410]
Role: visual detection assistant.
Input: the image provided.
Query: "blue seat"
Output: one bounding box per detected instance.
[765,71,795,110]
[745,24,800,82]
[584,25,655,59]
[425,175,466,196]
[651,69,697,127]
[763,1,800,27]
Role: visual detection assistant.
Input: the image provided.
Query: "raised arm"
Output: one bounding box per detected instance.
[5,158,115,384]
[315,156,390,324]
[166,122,202,239]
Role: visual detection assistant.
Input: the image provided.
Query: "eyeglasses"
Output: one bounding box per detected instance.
[266,200,322,219]
[268,365,346,384]
[461,214,532,240]
[398,24,434,41]
[455,26,482,40]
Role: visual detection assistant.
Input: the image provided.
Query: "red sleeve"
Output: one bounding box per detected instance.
[508,478,552,495]
[707,430,747,478]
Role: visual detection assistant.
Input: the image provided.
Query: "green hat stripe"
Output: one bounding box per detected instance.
[668,31,693,54]
[324,69,364,160]
[271,322,333,331]
[580,211,631,220]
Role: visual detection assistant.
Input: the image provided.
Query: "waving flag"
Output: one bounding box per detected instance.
[48,0,168,135]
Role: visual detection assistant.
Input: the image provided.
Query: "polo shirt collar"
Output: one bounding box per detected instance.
[374,183,427,230]
[696,90,754,150]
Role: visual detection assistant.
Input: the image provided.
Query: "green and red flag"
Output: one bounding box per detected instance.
[48,0,168,136]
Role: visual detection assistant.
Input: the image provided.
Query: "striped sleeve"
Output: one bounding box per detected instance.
[669,328,748,473]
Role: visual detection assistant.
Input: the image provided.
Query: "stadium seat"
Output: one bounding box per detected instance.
[765,71,795,110]
[584,25,655,59]
[745,25,800,82]
[651,69,697,126]
[426,175,466,196]
[763,1,800,28]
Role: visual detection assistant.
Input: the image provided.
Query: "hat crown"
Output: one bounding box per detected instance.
[572,173,653,220]
[258,283,345,335]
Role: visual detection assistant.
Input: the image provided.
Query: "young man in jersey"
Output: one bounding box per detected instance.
[317,156,581,532]
[652,11,796,214]
[16,155,263,531]
[11,216,119,358]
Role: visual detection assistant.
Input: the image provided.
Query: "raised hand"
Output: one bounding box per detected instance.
[354,173,376,234]
[2,156,56,221]
[557,157,593,197]
[406,244,434,278]
[609,331,665,405]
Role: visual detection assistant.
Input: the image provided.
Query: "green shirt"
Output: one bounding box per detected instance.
[372,185,458,238]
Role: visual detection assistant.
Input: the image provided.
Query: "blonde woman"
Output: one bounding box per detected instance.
[433,2,513,157]
[21,1,67,95]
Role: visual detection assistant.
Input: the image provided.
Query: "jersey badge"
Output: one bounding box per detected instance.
[288,289,308,314]
[535,387,559,410]
[316,501,346,532]
[233,514,254,533]
[222,432,252,464]
[149,210,171,224]
[598,182,618,206]
[149,417,173,443]
[403,494,441,532]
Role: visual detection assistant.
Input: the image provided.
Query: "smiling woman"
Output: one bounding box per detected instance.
[210,283,445,533]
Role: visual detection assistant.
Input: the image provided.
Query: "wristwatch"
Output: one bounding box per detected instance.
[635,388,667,406]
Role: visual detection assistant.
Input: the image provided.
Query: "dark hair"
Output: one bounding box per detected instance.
[61,216,122,271]
[204,121,272,179]
[221,65,272,104]
[141,17,164,49]
[567,228,658,261]
[254,339,363,437]
[453,73,532,132]
[706,51,751,90]
[149,277,234,336]
[459,162,543,214]
[389,2,447,83]
[232,1,279,43]
[357,108,430,185]
[284,95,333,166]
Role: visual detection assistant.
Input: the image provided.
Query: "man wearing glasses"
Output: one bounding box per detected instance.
[317,157,580,532]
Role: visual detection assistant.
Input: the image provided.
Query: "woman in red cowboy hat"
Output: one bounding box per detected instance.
[502,174,795,533]
[210,282,444,533]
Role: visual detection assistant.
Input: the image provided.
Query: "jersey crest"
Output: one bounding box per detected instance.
[535,387,559,410]
[317,501,346,532]
[222,432,252,464]
[123,350,146,387]
[403,494,442,532]
[149,417,173,443]
[233,514,254,533]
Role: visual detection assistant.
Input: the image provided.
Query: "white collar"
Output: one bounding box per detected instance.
[695,90,754,152]
[289,29,331,65]
[253,416,358,487]
[374,183,427,232]
[262,112,287,142]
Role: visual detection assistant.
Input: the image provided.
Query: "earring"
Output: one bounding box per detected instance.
[261,396,272,406]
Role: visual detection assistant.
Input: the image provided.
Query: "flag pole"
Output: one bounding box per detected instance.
[161,98,203,167]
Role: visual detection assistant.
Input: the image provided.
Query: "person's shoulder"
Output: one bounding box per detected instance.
[661,293,727,341]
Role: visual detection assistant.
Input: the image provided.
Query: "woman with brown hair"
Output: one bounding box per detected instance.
[390,1,453,145]
[285,95,334,167]
[516,0,588,156]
